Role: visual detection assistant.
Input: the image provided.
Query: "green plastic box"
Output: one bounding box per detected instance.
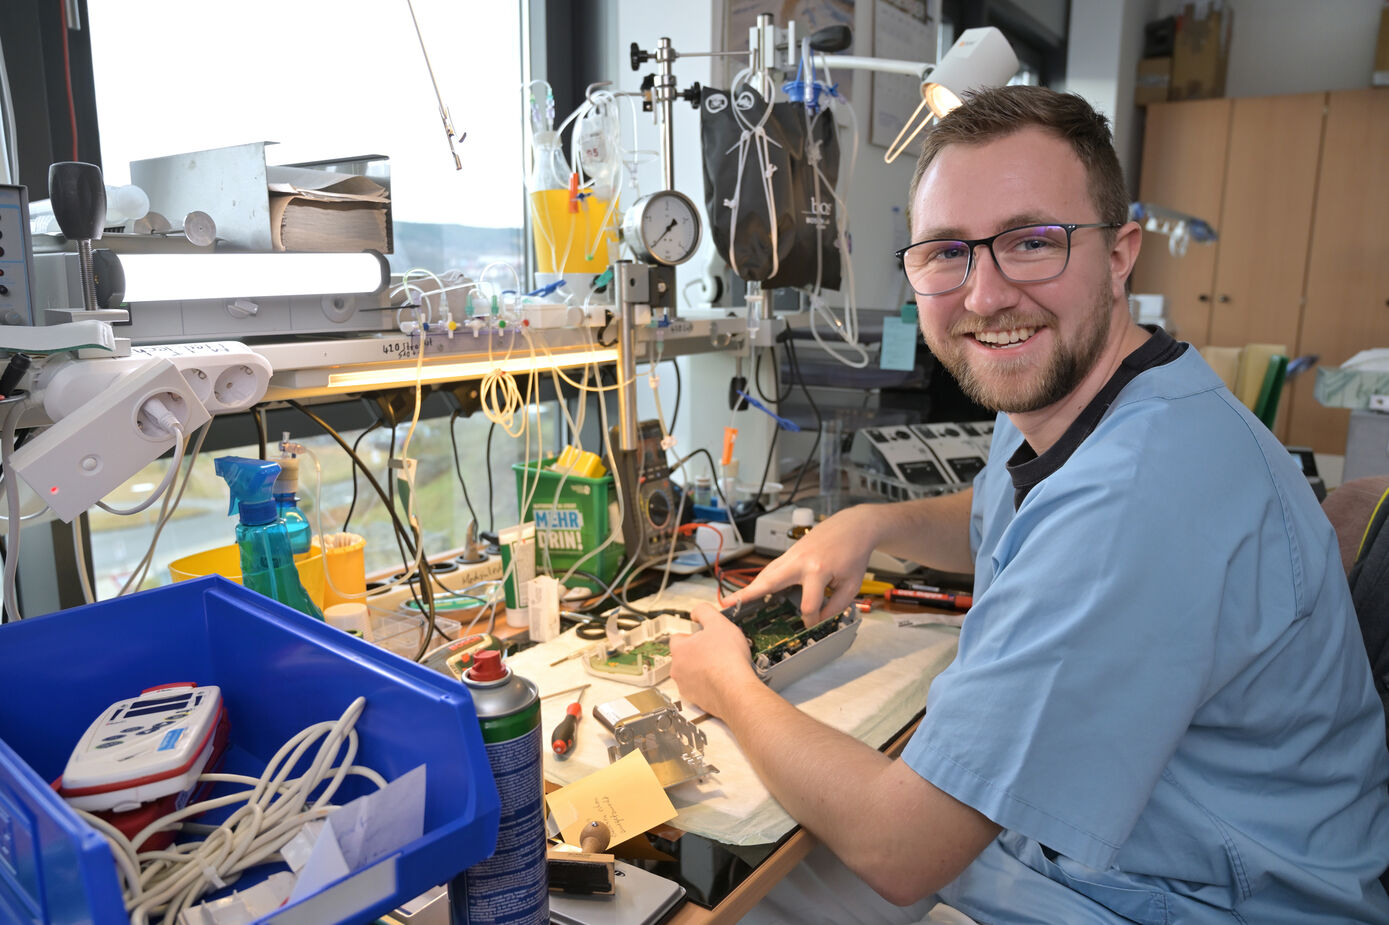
[513,459,624,593]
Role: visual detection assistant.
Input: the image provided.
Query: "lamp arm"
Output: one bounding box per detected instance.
[812,53,931,82]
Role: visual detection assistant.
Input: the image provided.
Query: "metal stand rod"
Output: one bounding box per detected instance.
[615,262,643,453]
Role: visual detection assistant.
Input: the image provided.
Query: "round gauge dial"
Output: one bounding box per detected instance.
[622,190,702,266]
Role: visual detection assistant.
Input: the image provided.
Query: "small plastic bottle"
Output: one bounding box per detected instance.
[273,453,312,556]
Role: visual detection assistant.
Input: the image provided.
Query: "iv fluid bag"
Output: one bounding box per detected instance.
[700,86,841,289]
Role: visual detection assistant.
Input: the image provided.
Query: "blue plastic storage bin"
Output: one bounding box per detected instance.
[0,575,500,924]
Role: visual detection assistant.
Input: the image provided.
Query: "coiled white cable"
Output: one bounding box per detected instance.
[80,696,383,924]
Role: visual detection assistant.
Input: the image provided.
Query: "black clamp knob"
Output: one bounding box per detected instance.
[680,82,703,107]
[630,42,652,71]
[639,73,655,112]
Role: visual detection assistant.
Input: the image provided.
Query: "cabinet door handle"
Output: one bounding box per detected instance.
[1217,295,1231,304]
[1198,294,1210,302]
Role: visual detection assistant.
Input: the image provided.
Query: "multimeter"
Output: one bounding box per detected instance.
[55,683,230,846]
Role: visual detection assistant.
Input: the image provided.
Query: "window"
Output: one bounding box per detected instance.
[87,405,555,597]
[80,1,540,595]
[86,0,525,279]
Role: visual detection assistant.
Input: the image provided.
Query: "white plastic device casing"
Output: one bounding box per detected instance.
[581,613,692,687]
[59,684,224,813]
[10,357,212,522]
[28,341,272,422]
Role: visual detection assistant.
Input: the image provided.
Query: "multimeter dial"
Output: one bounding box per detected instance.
[622,190,702,266]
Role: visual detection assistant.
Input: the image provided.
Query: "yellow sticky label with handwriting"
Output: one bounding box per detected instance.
[545,750,676,847]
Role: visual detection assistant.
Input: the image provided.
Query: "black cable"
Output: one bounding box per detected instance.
[286,401,441,653]
[343,421,380,532]
[755,419,780,503]
[567,566,690,620]
[685,446,736,514]
[253,408,267,460]
[669,358,682,433]
[485,420,498,533]
[448,410,480,528]
[763,337,823,515]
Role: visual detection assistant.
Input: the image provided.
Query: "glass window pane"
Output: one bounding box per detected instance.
[85,0,525,278]
[87,407,554,597]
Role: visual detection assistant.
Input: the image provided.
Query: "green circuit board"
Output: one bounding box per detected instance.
[586,638,672,677]
[736,595,848,663]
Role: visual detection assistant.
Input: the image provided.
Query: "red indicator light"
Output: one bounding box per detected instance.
[49,486,59,494]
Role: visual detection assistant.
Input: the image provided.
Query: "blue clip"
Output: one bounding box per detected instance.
[526,279,568,298]
[736,389,801,432]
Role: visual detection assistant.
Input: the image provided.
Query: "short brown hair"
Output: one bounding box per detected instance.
[907,85,1129,229]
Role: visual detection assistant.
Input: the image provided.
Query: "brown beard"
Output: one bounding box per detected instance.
[930,280,1114,414]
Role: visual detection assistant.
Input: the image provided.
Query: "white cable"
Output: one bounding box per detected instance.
[72,513,95,605]
[723,66,783,284]
[96,426,186,517]
[86,697,380,923]
[1,401,25,622]
[117,421,211,597]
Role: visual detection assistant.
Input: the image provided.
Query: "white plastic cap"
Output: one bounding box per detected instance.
[791,507,815,528]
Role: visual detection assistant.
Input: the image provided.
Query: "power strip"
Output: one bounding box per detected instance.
[365,554,505,617]
[11,358,212,521]
[29,342,272,425]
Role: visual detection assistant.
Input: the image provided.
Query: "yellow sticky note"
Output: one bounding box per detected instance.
[545,750,677,847]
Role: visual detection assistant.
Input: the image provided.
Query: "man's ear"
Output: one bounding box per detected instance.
[1110,221,1142,294]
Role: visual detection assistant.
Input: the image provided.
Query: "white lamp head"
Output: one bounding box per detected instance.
[884,26,1020,164]
[924,27,1020,118]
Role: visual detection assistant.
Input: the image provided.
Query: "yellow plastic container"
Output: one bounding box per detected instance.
[319,532,367,608]
[169,544,325,609]
[529,189,617,274]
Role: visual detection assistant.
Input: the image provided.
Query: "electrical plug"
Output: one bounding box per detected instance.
[136,395,185,439]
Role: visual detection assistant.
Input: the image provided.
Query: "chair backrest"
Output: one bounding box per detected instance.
[1324,476,1389,894]
[1324,476,1389,748]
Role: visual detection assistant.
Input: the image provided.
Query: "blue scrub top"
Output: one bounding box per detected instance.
[902,348,1389,923]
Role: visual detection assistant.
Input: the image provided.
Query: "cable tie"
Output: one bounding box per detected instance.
[198,858,227,890]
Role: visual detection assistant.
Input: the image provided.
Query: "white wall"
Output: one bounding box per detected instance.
[1066,0,1385,197]
[1064,0,1154,196]
[1153,0,1383,98]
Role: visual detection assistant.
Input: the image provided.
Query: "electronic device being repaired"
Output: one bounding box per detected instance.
[53,682,230,849]
[723,586,861,691]
[580,612,691,687]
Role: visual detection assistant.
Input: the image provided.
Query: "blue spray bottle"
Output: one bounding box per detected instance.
[214,456,322,619]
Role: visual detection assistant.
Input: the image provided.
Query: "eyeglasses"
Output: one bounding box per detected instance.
[894,222,1122,296]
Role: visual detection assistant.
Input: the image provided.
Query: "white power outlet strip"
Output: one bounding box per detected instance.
[365,554,505,616]
[28,341,271,424]
[12,358,212,521]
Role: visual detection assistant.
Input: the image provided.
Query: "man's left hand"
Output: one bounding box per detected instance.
[668,602,761,719]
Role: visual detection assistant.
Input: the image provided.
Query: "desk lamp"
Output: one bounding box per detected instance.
[819,27,1020,163]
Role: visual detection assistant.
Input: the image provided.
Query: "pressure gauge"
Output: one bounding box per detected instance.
[622,190,702,266]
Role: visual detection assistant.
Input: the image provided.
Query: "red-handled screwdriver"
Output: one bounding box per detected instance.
[551,686,588,758]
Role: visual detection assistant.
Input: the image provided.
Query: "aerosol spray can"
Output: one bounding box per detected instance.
[450,650,548,923]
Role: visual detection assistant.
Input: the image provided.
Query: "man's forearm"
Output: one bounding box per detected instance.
[860,488,975,574]
[714,674,996,902]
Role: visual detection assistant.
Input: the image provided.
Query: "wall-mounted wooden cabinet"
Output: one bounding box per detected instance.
[1286,89,1389,455]
[1131,90,1387,453]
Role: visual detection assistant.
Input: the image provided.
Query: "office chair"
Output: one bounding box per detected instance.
[1321,475,1389,894]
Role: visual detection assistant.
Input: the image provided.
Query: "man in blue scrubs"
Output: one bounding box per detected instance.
[668,86,1389,923]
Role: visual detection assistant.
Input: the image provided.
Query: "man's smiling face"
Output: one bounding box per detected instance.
[910,126,1122,415]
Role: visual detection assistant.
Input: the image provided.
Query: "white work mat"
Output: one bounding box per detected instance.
[507,579,960,846]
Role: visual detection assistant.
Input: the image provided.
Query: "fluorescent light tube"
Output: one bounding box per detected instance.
[325,346,619,390]
[118,252,388,302]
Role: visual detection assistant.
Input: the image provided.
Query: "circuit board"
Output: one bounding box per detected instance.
[725,587,861,690]
[585,639,672,678]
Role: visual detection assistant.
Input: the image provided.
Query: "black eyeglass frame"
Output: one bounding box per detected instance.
[894,221,1124,296]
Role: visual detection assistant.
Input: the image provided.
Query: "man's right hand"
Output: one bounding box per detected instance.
[730,504,880,625]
